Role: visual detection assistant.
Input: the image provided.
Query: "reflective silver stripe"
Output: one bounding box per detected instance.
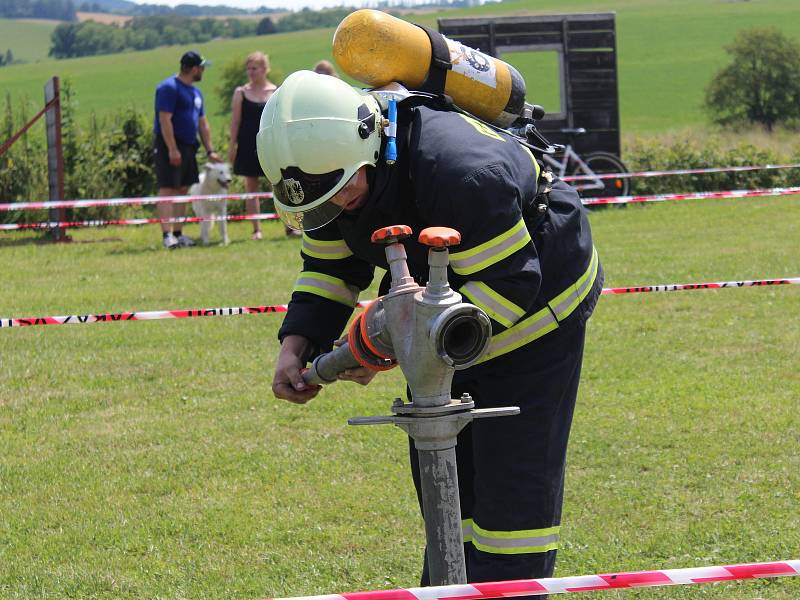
[478,246,599,362]
[463,519,473,543]
[449,219,530,276]
[302,234,353,260]
[463,519,560,555]
[293,272,358,307]
[461,281,524,328]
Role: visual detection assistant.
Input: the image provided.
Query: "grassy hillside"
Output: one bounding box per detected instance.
[0,19,58,63]
[1,0,800,135]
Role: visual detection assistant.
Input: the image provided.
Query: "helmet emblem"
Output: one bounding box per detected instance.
[284,178,305,205]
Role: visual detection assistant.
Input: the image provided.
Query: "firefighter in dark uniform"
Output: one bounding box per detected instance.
[259,71,603,586]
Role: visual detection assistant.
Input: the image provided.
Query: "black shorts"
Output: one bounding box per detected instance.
[154,134,199,189]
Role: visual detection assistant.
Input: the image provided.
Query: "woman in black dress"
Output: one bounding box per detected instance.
[229,52,287,239]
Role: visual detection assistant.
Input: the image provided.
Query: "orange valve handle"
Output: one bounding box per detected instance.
[371,224,412,244]
[418,226,461,247]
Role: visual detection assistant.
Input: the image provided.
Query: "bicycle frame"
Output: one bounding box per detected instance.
[541,146,604,192]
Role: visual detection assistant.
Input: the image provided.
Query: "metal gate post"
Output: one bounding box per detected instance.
[44,76,68,242]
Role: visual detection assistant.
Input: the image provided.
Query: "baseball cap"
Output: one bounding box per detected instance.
[180,51,210,68]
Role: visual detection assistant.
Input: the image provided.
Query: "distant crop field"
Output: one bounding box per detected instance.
[76,11,133,25]
[2,0,800,136]
[0,18,58,63]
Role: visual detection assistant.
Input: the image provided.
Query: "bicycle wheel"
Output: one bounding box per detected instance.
[573,152,630,198]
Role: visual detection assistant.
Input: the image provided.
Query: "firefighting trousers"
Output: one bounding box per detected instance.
[409,320,587,587]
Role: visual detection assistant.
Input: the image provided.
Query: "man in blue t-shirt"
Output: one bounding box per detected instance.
[153,50,221,249]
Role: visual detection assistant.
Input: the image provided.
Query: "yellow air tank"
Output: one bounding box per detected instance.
[333,9,527,128]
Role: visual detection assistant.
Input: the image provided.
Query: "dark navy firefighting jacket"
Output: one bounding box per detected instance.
[278,105,603,364]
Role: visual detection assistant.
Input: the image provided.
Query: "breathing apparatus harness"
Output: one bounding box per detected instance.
[368,82,556,232]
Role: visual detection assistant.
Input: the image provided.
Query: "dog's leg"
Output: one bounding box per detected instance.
[201,218,211,245]
[221,201,229,245]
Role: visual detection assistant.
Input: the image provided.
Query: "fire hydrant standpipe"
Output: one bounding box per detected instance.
[302,225,520,586]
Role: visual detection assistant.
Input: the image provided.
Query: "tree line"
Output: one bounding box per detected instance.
[48,8,358,59]
[0,0,76,20]
[76,1,281,17]
[49,15,260,58]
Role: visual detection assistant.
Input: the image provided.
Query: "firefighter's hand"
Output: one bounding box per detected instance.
[272,335,321,404]
[332,336,377,386]
[338,366,377,386]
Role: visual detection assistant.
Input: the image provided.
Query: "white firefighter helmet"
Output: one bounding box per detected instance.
[256,70,383,231]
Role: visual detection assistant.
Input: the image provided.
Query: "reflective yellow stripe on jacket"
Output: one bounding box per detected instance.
[294,272,359,307]
[478,247,599,363]
[461,281,525,328]
[463,519,560,555]
[449,219,531,276]
[519,143,542,180]
[301,234,353,260]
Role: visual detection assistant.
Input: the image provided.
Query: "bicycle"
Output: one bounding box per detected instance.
[540,128,630,198]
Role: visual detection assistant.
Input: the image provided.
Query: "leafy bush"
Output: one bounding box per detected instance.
[0,84,157,225]
[0,93,49,224]
[625,133,800,196]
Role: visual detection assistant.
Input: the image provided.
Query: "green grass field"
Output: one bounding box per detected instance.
[1,1,800,597]
[2,0,800,136]
[0,19,57,63]
[0,194,798,598]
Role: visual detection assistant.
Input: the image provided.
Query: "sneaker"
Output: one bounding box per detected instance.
[252,230,262,241]
[176,234,196,247]
[162,233,178,249]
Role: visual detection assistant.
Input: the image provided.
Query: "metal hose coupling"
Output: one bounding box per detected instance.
[301,225,491,391]
[429,303,491,368]
[301,306,397,386]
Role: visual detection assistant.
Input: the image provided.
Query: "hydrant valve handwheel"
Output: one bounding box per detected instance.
[419,227,461,247]
[371,224,412,244]
[419,227,461,248]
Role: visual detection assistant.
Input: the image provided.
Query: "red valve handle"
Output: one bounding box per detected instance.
[418,226,461,247]
[371,224,413,244]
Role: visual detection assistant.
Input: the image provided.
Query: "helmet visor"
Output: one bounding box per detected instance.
[275,198,344,231]
[273,166,349,231]
[274,167,345,207]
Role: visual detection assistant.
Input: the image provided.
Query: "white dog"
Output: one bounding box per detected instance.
[190,162,233,245]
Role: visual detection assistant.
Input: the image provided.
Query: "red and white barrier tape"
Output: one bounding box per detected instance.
[259,559,800,599]
[0,191,273,212]
[583,185,800,206]
[0,305,288,328]
[601,276,800,294]
[2,277,797,329]
[0,212,279,231]
[563,161,800,182]
[1,184,799,224]
[1,163,797,210]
